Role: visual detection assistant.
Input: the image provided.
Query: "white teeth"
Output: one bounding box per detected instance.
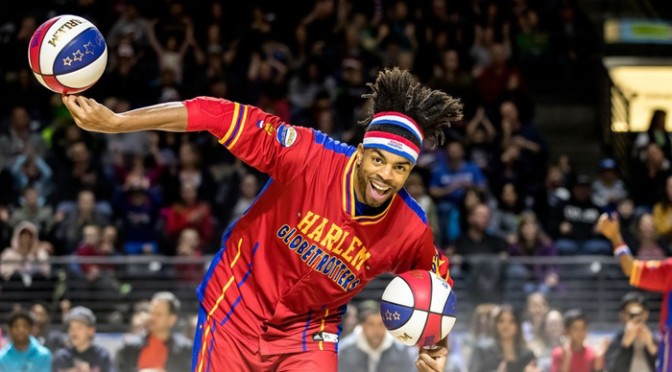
[371,182,390,192]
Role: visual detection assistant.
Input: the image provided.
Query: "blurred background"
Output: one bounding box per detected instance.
[1,0,672,371]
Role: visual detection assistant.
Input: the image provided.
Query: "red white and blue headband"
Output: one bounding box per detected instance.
[363,111,424,164]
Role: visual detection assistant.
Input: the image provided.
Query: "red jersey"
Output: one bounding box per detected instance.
[185,97,451,355]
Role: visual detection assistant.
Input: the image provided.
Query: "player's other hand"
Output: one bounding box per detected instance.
[417,346,447,372]
[596,212,622,244]
[62,95,120,133]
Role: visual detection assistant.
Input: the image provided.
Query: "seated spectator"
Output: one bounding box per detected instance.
[0,222,51,294]
[0,106,47,165]
[632,109,671,163]
[605,292,657,372]
[522,292,550,344]
[116,292,192,372]
[55,190,109,255]
[529,309,565,372]
[591,158,627,211]
[633,214,666,259]
[175,228,203,284]
[551,309,606,372]
[508,213,558,293]
[551,175,611,255]
[453,204,507,257]
[229,173,260,224]
[464,106,496,176]
[164,182,214,246]
[460,303,498,364]
[115,177,161,255]
[53,306,112,372]
[11,148,53,201]
[30,303,66,352]
[8,186,55,237]
[491,182,524,243]
[469,305,536,372]
[404,171,440,244]
[652,174,672,244]
[51,141,113,208]
[337,300,415,372]
[430,141,487,245]
[618,198,638,249]
[0,310,52,372]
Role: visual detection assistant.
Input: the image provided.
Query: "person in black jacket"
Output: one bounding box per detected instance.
[605,292,657,372]
[116,292,192,372]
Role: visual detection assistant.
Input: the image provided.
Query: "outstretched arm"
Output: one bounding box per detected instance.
[597,213,672,291]
[62,95,187,133]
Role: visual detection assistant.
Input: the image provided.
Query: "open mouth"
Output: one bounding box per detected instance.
[367,180,391,203]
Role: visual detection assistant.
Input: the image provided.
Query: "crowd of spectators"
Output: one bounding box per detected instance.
[0,0,667,370]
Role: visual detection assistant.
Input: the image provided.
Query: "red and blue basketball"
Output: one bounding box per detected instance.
[28,15,107,94]
[380,270,457,347]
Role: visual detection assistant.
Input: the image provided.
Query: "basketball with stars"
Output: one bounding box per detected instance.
[380,270,457,347]
[28,14,107,94]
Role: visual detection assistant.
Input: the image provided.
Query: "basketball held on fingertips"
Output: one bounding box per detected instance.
[28,14,107,94]
[380,270,457,347]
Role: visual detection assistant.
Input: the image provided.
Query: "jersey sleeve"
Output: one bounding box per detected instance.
[185,97,313,183]
[397,227,453,287]
[630,259,672,292]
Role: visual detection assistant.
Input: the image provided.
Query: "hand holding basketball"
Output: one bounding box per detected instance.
[62,95,119,133]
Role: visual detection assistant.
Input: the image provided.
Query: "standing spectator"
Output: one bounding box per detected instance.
[632,109,671,163]
[11,147,53,201]
[550,309,605,372]
[469,305,536,372]
[460,303,498,367]
[491,182,524,243]
[591,158,627,211]
[116,292,192,372]
[337,300,415,372]
[53,306,112,372]
[605,292,657,372]
[0,310,52,372]
[631,143,671,209]
[522,292,550,344]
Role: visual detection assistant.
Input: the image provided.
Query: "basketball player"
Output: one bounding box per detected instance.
[597,213,670,372]
[62,68,461,372]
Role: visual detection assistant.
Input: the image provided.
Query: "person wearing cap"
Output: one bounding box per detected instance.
[597,214,672,371]
[604,292,657,372]
[0,310,52,372]
[53,306,112,372]
[591,158,627,211]
[61,67,459,372]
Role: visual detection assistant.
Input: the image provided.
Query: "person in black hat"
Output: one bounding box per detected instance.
[604,292,657,372]
[52,306,112,372]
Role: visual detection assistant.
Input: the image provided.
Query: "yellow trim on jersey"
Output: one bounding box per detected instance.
[209,275,236,317]
[230,238,243,268]
[197,325,211,372]
[630,260,643,287]
[318,308,329,351]
[227,104,248,150]
[219,102,241,144]
[341,154,357,214]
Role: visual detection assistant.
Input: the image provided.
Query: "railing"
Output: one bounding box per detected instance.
[0,256,659,332]
[599,62,633,179]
